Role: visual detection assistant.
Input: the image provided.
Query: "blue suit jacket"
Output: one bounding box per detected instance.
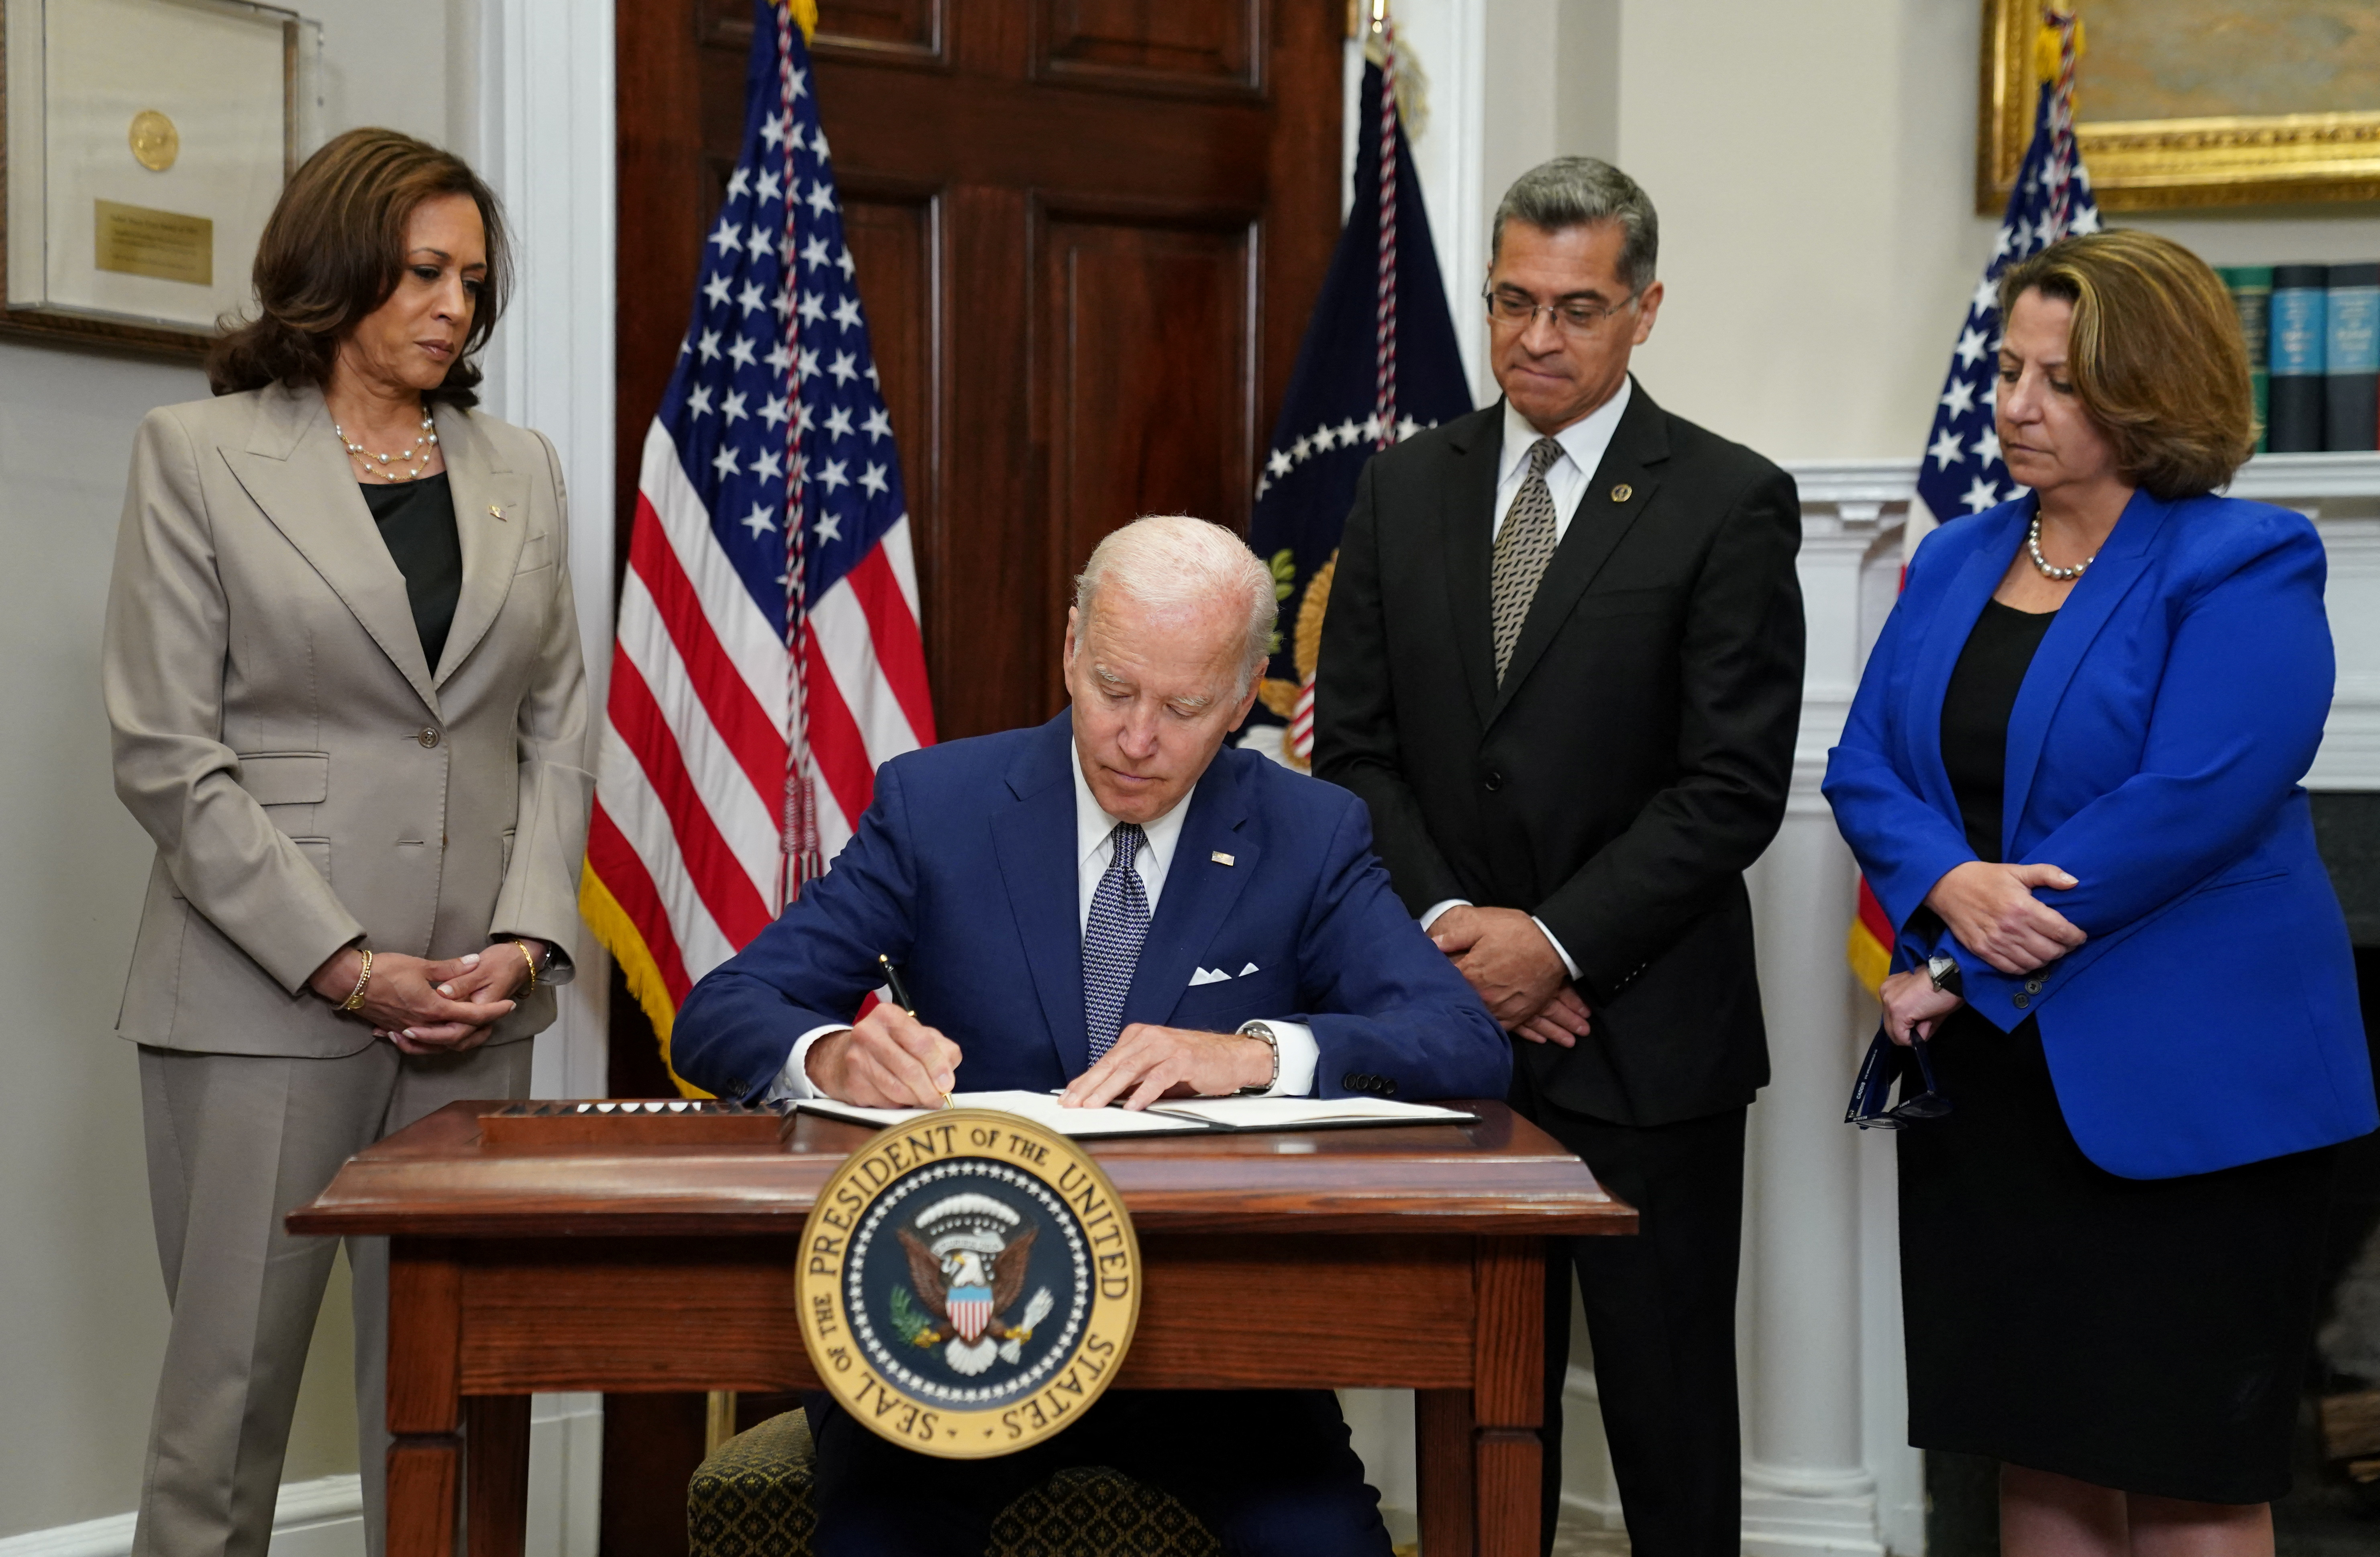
[672,713,1512,1105]
[1823,489,2376,1179]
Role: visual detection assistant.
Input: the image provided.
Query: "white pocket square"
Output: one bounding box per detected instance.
[1188,967,1232,986]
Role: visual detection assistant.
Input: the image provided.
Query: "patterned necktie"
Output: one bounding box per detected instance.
[1491,436,1565,682]
[1082,822,1150,1064]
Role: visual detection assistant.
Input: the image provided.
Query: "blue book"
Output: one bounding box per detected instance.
[2268,264,2327,453]
[2326,262,2380,452]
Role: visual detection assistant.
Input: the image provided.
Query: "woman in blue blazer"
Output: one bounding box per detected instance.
[1826,232,2376,1544]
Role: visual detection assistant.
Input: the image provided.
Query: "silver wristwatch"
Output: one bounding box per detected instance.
[1926,953,1963,997]
[1236,1021,1282,1095]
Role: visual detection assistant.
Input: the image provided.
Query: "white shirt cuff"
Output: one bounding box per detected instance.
[1419,899,1471,933]
[1532,916,1583,982]
[1246,1019,1319,1097]
[763,1024,851,1102]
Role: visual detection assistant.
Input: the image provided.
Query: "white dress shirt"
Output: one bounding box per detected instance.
[767,749,1319,1099]
[1489,376,1632,547]
[1415,382,1635,980]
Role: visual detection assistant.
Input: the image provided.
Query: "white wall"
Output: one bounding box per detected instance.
[0,2,476,1537]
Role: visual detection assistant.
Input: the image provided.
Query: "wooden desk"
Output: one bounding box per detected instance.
[290,1100,1634,1557]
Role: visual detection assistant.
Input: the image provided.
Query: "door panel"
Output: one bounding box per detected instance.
[836,190,939,568]
[1040,213,1255,644]
[1038,0,1262,91]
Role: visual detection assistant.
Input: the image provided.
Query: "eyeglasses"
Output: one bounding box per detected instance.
[1844,1027,1952,1129]
[1482,284,1640,335]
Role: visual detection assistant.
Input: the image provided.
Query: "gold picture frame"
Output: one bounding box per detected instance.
[1978,0,2380,212]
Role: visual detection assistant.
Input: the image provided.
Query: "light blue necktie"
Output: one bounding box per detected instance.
[1083,823,1150,1064]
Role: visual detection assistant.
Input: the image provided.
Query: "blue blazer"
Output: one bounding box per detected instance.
[1823,489,2375,1179]
[672,713,1512,1105]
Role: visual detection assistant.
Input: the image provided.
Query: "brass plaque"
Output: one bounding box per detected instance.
[129,110,181,172]
[94,201,214,286]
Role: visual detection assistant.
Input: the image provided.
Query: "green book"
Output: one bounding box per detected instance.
[2221,265,2274,454]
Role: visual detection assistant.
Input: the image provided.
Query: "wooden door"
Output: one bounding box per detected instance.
[617,0,1343,738]
[606,6,1342,1546]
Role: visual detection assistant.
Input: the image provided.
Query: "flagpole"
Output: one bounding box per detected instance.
[775,4,822,909]
[2041,7,2082,244]
[1369,4,1399,455]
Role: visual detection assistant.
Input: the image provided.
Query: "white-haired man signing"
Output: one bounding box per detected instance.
[673,515,1508,1557]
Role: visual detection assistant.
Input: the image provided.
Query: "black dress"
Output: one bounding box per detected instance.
[1898,599,2337,1503]
[362,473,463,668]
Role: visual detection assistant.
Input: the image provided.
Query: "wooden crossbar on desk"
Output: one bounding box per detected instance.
[290,1099,1634,1557]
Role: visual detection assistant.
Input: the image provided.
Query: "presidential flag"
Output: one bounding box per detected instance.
[1245,16,1470,767]
[584,0,933,1090]
[1848,10,2099,994]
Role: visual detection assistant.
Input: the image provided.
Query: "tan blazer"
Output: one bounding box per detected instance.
[103,382,592,1057]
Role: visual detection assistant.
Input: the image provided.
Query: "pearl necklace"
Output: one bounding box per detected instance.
[2026,513,2094,581]
[333,411,438,482]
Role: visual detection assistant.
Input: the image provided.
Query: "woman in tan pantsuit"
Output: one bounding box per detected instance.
[102,129,591,1557]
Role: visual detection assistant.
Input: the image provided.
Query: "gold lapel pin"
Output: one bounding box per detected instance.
[1610,483,1633,503]
[1211,851,1235,866]
[488,503,506,520]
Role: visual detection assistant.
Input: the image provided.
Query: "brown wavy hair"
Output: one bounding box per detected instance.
[1995,230,2256,500]
[206,128,510,406]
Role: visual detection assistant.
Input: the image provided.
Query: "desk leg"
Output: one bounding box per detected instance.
[387,1240,463,1557]
[1415,1389,1476,1557]
[466,1396,530,1557]
[1424,1237,1544,1557]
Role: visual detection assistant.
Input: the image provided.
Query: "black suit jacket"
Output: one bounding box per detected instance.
[1313,381,1805,1125]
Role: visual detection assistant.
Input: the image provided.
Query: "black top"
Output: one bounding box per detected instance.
[361,474,463,672]
[1939,599,2058,862]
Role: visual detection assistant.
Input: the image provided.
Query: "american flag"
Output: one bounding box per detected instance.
[1911,11,2102,544]
[1849,8,2098,995]
[583,0,933,1089]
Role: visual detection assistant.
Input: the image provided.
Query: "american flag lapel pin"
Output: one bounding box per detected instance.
[1211,851,1235,866]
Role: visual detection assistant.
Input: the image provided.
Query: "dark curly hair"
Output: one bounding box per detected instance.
[206,128,510,406]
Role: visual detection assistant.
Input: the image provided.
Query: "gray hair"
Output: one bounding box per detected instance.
[1490,157,1659,296]
[1072,515,1275,679]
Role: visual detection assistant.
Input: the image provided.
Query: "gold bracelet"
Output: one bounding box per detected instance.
[514,939,538,995]
[338,948,375,1012]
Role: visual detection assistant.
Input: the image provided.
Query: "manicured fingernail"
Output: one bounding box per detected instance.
[437,985,453,997]
[462,952,481,965]
[401,1029,416,1039]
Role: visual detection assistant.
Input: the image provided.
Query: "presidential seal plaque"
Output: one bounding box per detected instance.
[796,1109,1141,1457]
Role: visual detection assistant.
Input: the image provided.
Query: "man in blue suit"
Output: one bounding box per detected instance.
[673,514,1509,1557]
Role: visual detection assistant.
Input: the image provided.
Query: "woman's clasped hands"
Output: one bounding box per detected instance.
[1926,859,2084,974]
[307,943,539,1055]
[1879,860,2087,1048]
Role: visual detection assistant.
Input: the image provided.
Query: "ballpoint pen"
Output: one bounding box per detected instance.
[878,953,952,1109]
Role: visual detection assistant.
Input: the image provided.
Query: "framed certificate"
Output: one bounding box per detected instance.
[2,0,320,357]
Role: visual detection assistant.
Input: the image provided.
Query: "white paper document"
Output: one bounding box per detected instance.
[793,1090,1475,1137]
[794,1090,1209,1137]
[1138,1096,1476,1129]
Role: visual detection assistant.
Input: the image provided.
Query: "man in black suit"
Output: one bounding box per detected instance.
[1313,157,1804,1557]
